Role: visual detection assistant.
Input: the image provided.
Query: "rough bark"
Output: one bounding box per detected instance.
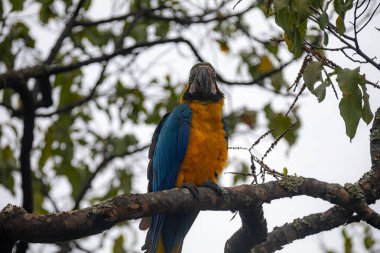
[225,205,267,253]
[0,170,379,248]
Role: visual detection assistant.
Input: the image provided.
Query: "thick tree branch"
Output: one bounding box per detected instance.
[1,167,380,248]
[34,0,87,109]
[0,38,188,91]
[371,108,380,171]
[7,76,36,253]
[144,3,256,25]
[225,205,267,253]
[75,6,167,27]
[7,78,35,213]
[1,36,288,101]
[48,38,191,74]
[75,3,256,27]
[251,206,353,253]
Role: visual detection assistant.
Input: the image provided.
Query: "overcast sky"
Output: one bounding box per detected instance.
[1,1,380,253]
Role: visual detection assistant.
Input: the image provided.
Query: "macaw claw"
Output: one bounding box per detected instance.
[203,180,224,197]
[181,182,200,201]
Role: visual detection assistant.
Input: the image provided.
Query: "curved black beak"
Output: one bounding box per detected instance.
[189,66,217,97]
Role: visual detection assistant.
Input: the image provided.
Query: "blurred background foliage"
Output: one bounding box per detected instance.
[0,0,379,252]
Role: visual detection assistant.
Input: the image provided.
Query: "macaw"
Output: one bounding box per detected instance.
[140,62,228,253]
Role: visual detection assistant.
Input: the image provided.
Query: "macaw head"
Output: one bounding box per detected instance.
[181,62,224,103]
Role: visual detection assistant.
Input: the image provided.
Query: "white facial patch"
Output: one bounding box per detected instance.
[210,81,217,94]
[189,82,197,93]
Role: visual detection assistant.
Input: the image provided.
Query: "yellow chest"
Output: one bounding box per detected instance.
[175,101,228,187]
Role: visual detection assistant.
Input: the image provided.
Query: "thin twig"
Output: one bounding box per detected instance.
[288,55,310,92]
[45,0,86,64]
[357,2,380,33]
[249,129,274,150]
[36,64,108,117]
[261,121,298,162]
[286,84,306,116]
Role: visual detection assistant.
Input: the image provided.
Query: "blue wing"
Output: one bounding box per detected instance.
[150,104,192,251]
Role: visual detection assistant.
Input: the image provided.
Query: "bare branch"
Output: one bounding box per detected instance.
[75,6,167,27]
[1,173,380,246]
[7,78,35,213]
[225,205,267,253]
[251,206,353,253]
[357,2,380,33]
[286,84,306,116]
[76,3,256,27]
[7,77,36,253]
[45,0,86,64]
[36,64,108,117]
[217,60,294,87]
[352,200,380,229]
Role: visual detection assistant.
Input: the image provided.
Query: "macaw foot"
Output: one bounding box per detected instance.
[181,182,200,201]
[203,180,224,197]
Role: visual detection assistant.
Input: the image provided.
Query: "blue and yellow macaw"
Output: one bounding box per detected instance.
[140,62,228,253]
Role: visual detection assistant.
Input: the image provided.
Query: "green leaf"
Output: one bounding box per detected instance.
[290,27,301,57]
[84,26,111,47]
[364,236,375,249]
[342,228,352,253]
[323,31,329,46]
[233,162,249,185]
[216,39,230,53]
[336,67,364,94]
[274,0,288,13]
[83,0,92,10]
[67,166,92,199]
[10,0,23,10]
[264,104,300,145]
[39,0,56,24]
[113,235,124,253]
[264,41,279,55]
[270,72,285,92]
[109,134,138,155]
[291,0,310,22]
[360,84,373,124]
[275,0,308,57]
[334,0,353,18]
[336,15,346,35]
[303,61,322,91]
[13,22,35,48]
[119,170,133,193]
[275,5,296,36]
[318,12,329,30]
[33,177,50,214]
[294,19,307,57]
[155,21,170,38]
[312,80,330,102]
[339,87,362,140]
[363,225,375,249]
[283,167,288,176]
[0,146,18,195]
[129,21,148,42]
